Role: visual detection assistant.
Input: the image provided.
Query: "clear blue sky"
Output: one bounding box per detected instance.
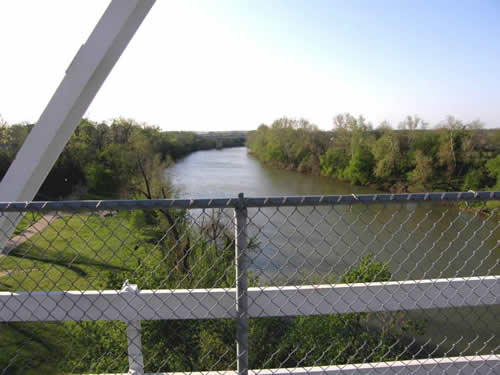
[1,0,499,130]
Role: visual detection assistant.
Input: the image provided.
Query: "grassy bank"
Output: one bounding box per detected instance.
[0,208,428,374]
[3,214,141,291]
[0,213,145,373]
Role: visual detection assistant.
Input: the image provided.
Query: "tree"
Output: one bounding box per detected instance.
[126,130,191,274]
[462,169,484,191]
[436,116,465,181]
[486,154,500,189]
[376,120,392,132]
[320,149,348,178]
[461,120,485,166]
[398,115,427,131]
[372,132,400,178]
[343,145,375,185]
[407,150,433,190]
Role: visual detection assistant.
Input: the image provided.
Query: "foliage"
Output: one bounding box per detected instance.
[342,145,375,185]
[486,154,500,189]
[64,250,425,373]
[320,149,348,178]
[407,150,433,191]
[462,168,485,191]
[247,118,328,173]
[341,254,391,283]
[0,118,245,200]
[247,114,500,192]
[372,132,400,178]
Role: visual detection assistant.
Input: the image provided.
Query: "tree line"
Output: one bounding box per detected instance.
[0,117,245,200]
[246,114,500,192]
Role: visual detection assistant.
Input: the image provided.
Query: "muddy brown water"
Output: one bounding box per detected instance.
[167,146,500,356]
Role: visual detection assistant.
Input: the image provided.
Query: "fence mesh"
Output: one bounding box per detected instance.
[0,193,498,374]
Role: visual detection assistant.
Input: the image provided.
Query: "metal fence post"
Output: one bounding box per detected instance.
[121,281,144,375]
[235,193,249,375]
[126,320,144,375]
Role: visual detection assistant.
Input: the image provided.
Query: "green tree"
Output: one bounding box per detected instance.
[407,150,433,190]
[343,145,375,185]
[320,149,349,178]
[436,116,467,185]
[372,132,400,178]
[462,168,484,191]
[486,154,500,189]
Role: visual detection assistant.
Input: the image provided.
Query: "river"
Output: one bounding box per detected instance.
[167,146,499,355]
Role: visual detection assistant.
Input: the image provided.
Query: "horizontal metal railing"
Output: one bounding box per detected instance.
[0,191,498,211]
[2,276,499,322]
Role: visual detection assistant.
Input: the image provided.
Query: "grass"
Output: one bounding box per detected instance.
[13,212,43,236]
[0,212,155,374]
[1,213,150,291]
[0,322,69,375]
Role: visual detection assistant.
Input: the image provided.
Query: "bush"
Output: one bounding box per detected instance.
[343,146,375,185]
[462,168,485,191]
[320,149,348,178]
[63,251,423,372]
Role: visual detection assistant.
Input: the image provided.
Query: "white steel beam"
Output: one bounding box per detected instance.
[0,0,156,250]
[117,355,499,375]
[122,282,144,375]
[0,276,497,322]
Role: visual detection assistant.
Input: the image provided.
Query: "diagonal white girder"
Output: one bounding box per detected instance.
[0,0,156,250]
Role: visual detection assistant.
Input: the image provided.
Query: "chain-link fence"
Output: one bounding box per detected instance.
[0,192,499,374]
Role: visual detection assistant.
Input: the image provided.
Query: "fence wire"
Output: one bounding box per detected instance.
[0,192,498,374]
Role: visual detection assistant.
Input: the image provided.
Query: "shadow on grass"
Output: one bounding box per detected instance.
[0,280,12,289]
[1,323,57,353]
[0,322,68,375]
[9,245,130,277]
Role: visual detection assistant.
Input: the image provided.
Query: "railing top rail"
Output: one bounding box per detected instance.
[0,191,498,212]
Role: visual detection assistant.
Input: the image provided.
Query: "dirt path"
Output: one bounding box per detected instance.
[0,210,113,256]
[1,213,67,255]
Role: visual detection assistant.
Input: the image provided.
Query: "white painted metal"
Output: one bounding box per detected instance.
[126,320,144,375]
[0,0,156,250]
[126,321,144,375]
[122,282,144,375]
[248,276,500,317]
[90,355,500,375]
[1,276,497,322]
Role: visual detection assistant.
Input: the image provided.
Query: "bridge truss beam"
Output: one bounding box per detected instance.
[0,0,156,249]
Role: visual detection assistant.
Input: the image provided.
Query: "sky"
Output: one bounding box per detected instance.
[0,0,499,131]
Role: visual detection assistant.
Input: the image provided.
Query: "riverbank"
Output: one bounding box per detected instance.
[0,118,246,201]
[166,146,499,358]
[247,149,500,221]
[247,150,400,193]
[246,117,500,194]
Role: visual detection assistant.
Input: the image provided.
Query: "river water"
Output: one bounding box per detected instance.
[167,147,499,355]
